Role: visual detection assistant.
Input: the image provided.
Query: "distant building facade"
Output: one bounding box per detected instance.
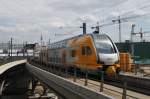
[0,43,35,57]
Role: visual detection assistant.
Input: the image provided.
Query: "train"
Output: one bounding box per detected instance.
[36,34,121,75]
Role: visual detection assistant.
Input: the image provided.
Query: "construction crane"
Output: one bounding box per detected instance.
[132,28,150,42]
[112,12,150,43]
[130,26,150,57]
[112,16,122,43]
[90,14,146,40]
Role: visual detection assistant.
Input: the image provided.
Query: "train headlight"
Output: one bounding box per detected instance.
[115,60,119,64]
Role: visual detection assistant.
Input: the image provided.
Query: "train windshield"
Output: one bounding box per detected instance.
[95,42,114,54]
[93,35,115,54]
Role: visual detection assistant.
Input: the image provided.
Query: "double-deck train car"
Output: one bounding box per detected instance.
[47,34,120,75]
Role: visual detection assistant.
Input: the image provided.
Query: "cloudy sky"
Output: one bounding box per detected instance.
[0,0,150,44]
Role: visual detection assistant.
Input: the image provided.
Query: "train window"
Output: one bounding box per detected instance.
[82,46,92,56]
[71,50,76,57]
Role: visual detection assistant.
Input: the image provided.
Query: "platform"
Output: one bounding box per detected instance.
[26,63,114,99]
[0,60,27,75]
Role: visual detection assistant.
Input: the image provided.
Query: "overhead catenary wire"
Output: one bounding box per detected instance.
[101,12,150,27]
[103,3,150,22]
[55,27,81,36]
[121,3,150,16]
[88,11,150,31]
[88,12,150,35]
[56,3,150,35]
[97,3,150,20]
[89,2,150,28]
[88,11,150,43]
[54,3,150,39]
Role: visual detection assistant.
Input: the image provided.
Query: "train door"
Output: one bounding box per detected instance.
[62,50,66,64]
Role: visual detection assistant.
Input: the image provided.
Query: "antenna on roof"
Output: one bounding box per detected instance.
[91,22,100,34]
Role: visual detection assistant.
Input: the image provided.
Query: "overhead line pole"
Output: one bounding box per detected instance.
[140,28,143,42]
[131,24,135,57]
[8,41,10,57]
[119,16,121,43]
[49,38,51,45]
[83,23,86,35]
[41,34,43,46]
[26,41,28,58]
[10,38,13,62]
[80,23,87,35]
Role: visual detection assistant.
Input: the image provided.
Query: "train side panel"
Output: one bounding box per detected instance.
[66,35,101,70]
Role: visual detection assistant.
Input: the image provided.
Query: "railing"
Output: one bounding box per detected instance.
[67,67,139,99]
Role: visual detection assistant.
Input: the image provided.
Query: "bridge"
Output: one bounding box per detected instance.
[0,60,113,99]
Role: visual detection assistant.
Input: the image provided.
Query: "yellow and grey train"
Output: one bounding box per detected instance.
[39,34,120,75]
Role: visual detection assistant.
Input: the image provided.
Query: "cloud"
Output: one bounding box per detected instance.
[0,0,150,43]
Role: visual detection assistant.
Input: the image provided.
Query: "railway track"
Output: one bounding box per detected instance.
[103,76,150,96]
[29,61,150,96]
[80,71,150,96]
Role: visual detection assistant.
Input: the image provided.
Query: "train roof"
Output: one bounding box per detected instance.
[48,34,110,49]
[49,34,109,45]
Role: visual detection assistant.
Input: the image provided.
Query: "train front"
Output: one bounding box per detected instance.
[92,34,120,75]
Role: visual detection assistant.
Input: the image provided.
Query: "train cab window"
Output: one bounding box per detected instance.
[95,42,115,54]
[82,46,92,56]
